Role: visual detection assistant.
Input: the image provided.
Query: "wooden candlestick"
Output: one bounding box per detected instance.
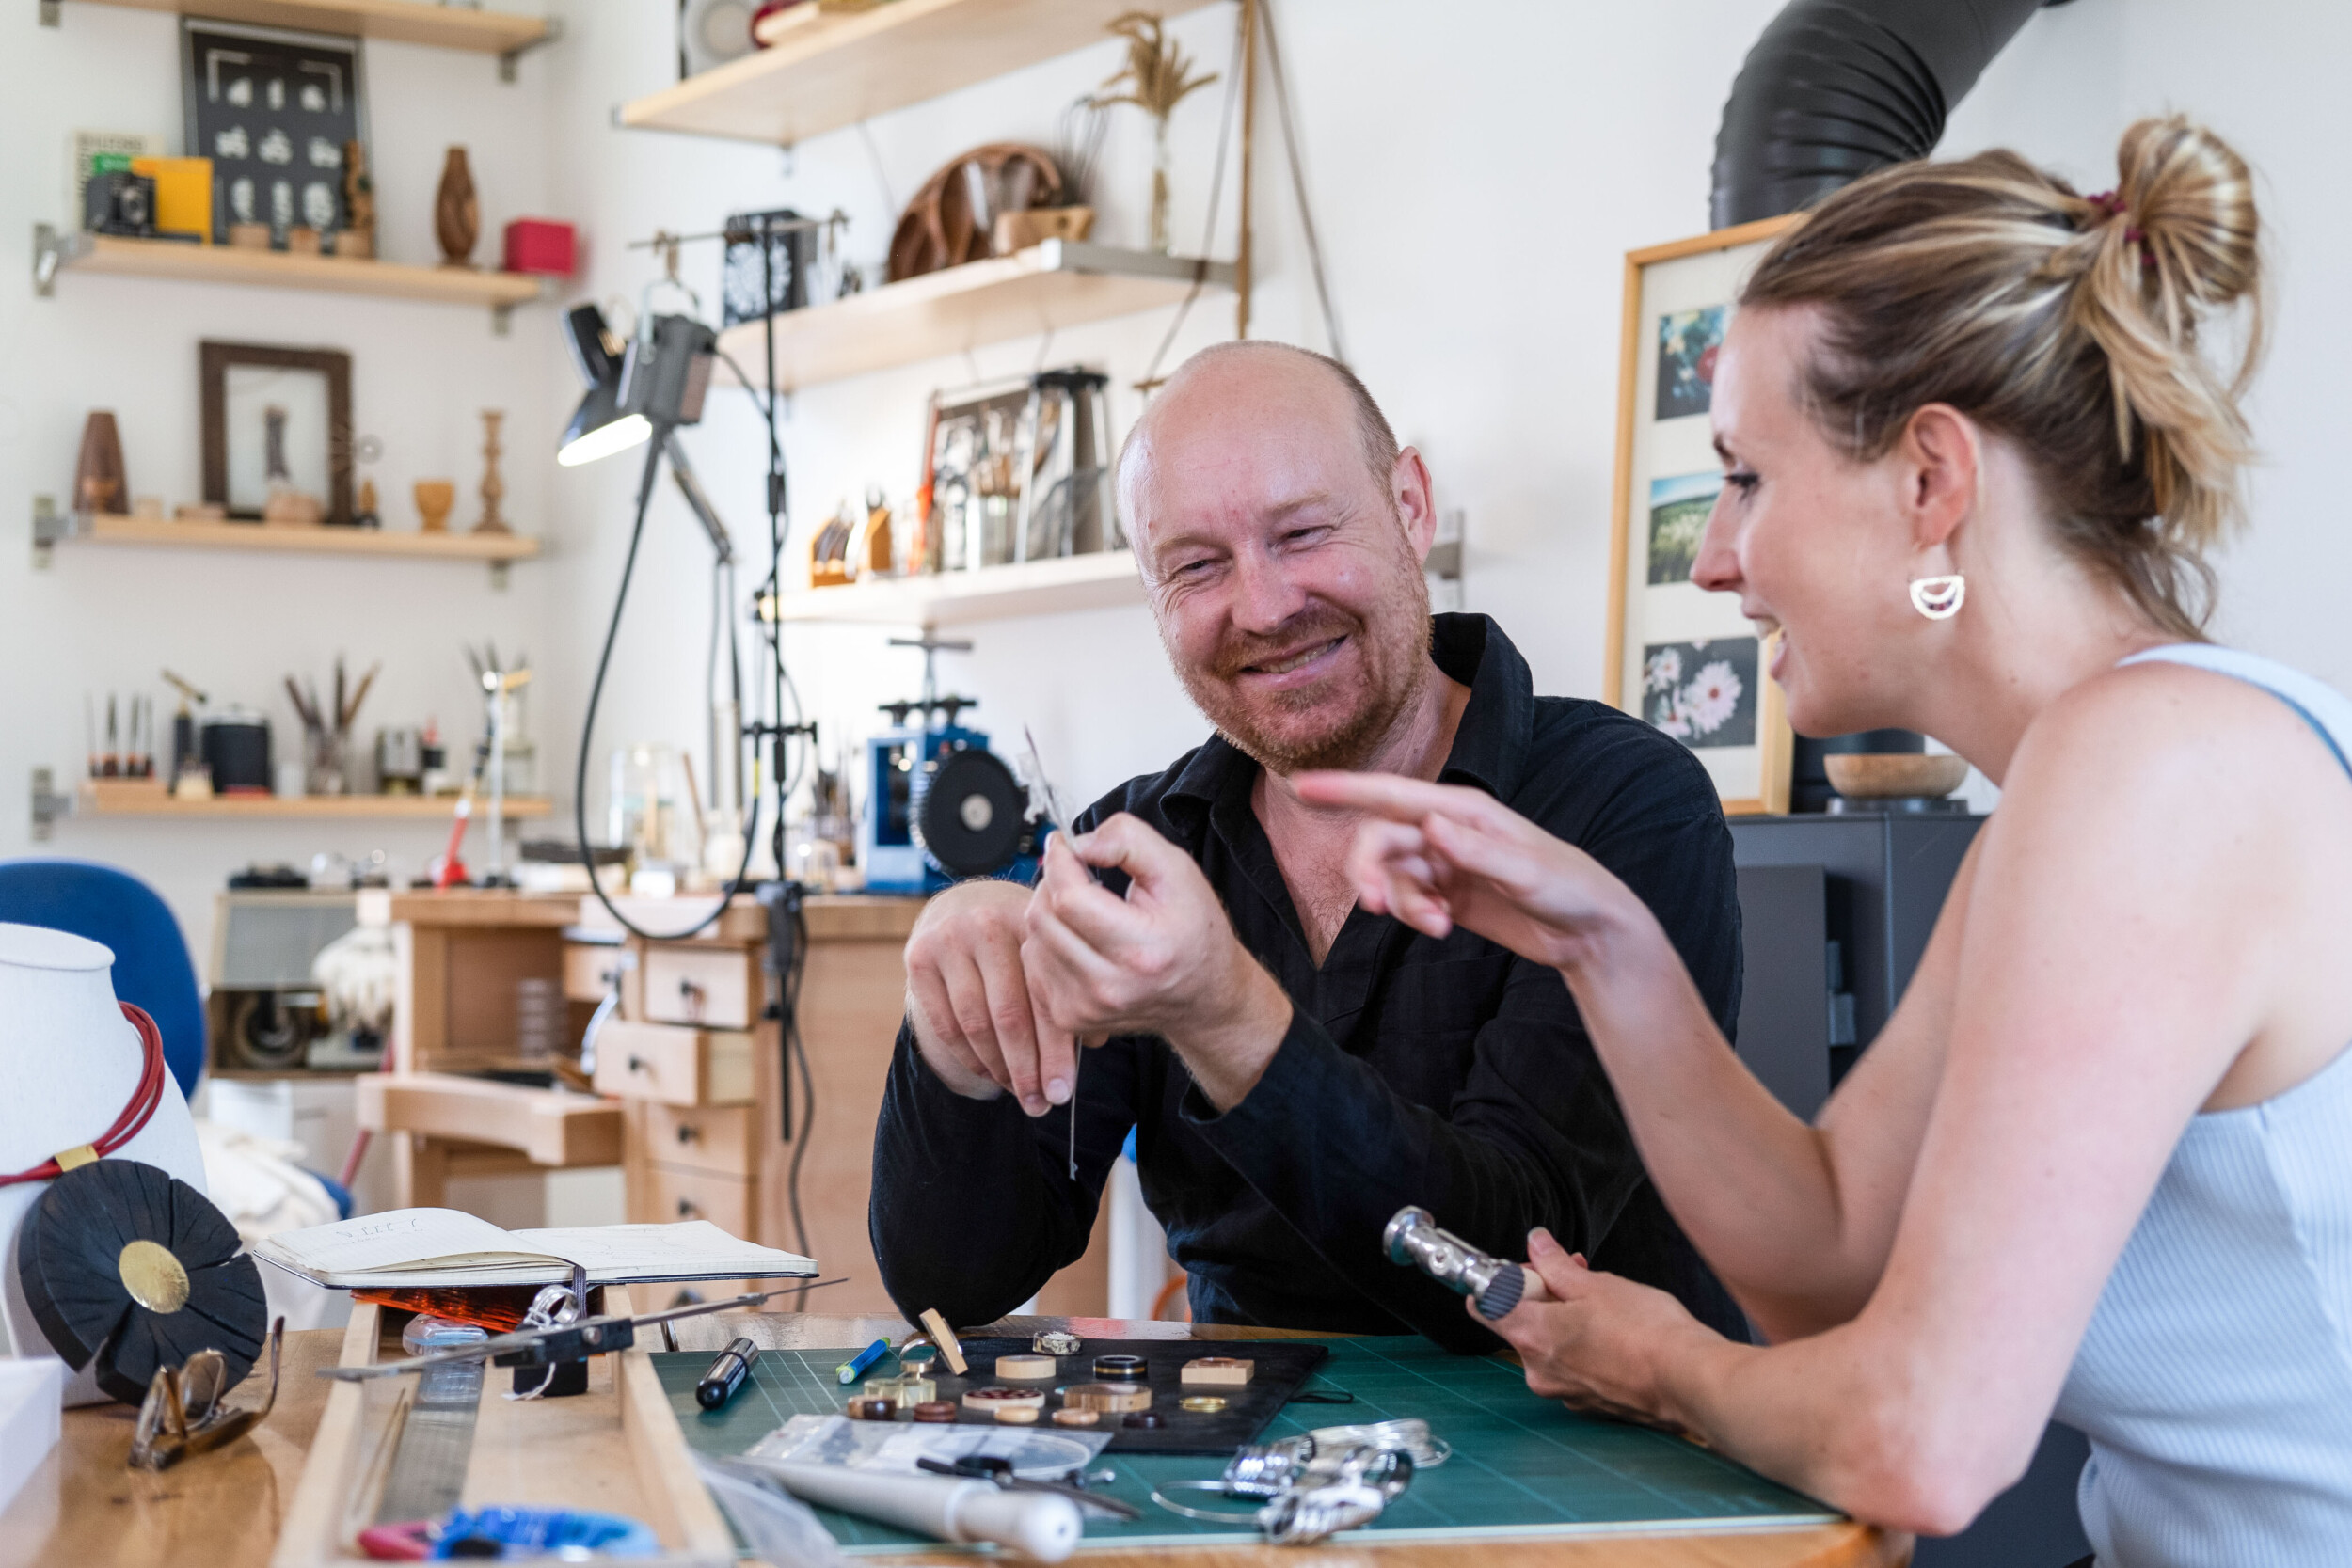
[474,410,508,534]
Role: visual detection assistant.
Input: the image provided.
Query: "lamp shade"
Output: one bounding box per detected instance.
[557,379,651,467]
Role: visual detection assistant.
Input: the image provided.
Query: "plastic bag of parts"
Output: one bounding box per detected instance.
[694,1452,850,1568]
[751,1412,1113,1477]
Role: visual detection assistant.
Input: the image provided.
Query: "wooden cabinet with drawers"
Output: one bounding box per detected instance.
[593,1019,755,1106]
[570,892,1111,1318]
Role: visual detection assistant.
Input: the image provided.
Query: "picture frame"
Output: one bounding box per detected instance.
[199,341,354,526]
[181,18,368,248]
[1605,215,1801,816]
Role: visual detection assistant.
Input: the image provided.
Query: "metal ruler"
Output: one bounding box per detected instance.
[373,1353,484,1524]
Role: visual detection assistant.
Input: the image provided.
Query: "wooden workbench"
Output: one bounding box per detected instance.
[0,1314,1904,1568]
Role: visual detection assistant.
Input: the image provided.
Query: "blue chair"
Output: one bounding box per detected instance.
[0,857,207,1100]
[0,856,353,1219]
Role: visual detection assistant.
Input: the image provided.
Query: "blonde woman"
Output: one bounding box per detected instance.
[1301,118,2352,1564]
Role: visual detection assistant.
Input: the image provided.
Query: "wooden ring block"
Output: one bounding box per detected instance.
[1050,1408,1100,1427]
[994,1404,1041,1424]
[961,1386,1046,1412]
[994,1354,1057,1381]
[1180,1356,1256,1387]
[1060,1382,1152,1413]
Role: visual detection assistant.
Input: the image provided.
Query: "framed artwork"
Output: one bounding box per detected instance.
[1605,215,1800,816]
[181,19,368,247]
[199,341,354,526]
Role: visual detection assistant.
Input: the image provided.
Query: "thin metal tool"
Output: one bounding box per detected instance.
[1017,725,1088,1179]
[916,1454,1144,1522]
[320,1280,847,1382]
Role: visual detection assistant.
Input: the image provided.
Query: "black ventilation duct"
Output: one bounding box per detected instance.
[1711,0,2071,229]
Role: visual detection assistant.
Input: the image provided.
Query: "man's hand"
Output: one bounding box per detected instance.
[1020,814,1293,1112]
[904,878,1073,1116]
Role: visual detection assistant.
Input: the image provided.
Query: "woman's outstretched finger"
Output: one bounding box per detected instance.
[1422,809,1553,902]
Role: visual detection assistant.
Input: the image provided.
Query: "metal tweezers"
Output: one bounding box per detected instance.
[916,1454,1143,1521]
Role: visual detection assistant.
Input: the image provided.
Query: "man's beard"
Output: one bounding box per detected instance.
[1173,569,1433,776]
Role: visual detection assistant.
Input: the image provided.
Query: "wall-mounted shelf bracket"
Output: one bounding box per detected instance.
[32,494,73,567]
[30,768,73,842]
[498,15,560,81]
[38,1,61,26]
[33,224,91,298]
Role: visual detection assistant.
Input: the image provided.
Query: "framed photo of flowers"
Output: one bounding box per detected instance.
[1605,215,1800,815]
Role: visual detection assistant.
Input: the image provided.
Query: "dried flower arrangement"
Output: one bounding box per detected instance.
[1097,11,1217,252]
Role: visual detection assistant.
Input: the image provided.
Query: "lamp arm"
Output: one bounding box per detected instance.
[664,431,735,566]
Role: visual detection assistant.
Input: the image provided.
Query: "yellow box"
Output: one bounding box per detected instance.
[130,157,213,245]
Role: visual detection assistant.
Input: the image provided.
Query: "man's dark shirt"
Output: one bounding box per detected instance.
[870,613,1746,1350]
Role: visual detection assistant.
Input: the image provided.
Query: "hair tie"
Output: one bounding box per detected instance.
[2085,189,2127,219]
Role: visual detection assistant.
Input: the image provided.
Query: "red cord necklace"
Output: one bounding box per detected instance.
[0,1003,167,1187]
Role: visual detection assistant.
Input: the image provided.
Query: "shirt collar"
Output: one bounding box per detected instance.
[1164,612,1538,820]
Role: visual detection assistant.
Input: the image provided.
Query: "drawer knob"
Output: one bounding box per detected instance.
[628,1055,647,1073]
[676,1197,699,1218]
[676,1125,701,1144]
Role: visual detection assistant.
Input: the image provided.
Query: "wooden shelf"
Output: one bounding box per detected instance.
[620,0,1219,146]
[60,0,552,57]
[715,240,1232,392]
[39,510,542,563]
[77,781,552,820]
[769,548,1143,627]
[36,231,548,315]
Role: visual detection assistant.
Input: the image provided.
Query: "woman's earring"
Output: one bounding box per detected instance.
[1909,574,1965,620]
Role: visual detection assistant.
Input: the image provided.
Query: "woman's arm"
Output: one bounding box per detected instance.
[1298,769,1953,1336]
[1489,666,2331,1530]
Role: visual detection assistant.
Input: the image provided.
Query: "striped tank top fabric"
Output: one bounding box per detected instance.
[2052,644,2352,1566]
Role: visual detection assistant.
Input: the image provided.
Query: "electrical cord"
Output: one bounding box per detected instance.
[573,432,766,945]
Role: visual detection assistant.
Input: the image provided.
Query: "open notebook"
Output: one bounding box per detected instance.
[249,1209,817,1290]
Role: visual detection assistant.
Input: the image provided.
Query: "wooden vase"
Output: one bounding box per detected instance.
[73,411,126,515]
[434,147,479,270]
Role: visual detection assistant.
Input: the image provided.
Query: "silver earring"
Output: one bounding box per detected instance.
[1910,574,1965,620]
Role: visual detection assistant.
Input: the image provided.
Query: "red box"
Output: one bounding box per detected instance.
[501,218,576,277]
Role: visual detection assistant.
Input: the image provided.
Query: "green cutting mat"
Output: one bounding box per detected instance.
[655,1338,1837,1549]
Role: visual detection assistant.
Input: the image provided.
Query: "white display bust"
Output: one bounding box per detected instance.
[0,922,204,1406]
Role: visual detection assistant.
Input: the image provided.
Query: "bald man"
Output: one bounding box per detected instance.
[869,342,1746,1349]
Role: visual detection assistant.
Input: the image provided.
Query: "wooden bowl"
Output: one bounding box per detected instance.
[1823,752,1970,800]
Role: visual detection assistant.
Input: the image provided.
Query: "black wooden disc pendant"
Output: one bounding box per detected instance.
[15,1160,267,1404]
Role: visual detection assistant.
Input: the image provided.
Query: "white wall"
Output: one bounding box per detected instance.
[0,4,562,968]
[544,0,2352,830]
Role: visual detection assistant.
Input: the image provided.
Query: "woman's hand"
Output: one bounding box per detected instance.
[1291,771,1639,972]
[1484,1227,1711,1439]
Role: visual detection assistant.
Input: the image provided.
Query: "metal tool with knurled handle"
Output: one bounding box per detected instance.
[1383,1206,1553,1321]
